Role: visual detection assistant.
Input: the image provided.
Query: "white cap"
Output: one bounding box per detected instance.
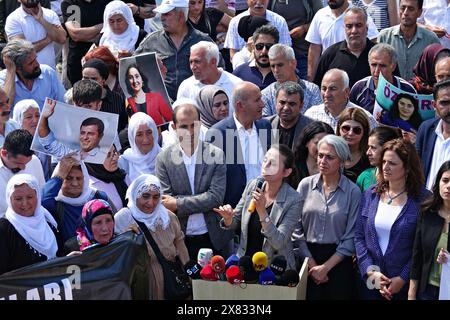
[153,0,188,14]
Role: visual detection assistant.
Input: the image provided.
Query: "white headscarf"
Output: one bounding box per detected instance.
[99,0,140,54]
[5,174,58,259]
[126,174,169,232]
[121,112,161,181]
[54,161,97,206]
[12,99,39,127]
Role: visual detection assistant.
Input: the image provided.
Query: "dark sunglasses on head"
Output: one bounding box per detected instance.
[255,43,273,51]
[340,125,363,135]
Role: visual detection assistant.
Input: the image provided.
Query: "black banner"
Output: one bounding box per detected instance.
[0,231,149,300]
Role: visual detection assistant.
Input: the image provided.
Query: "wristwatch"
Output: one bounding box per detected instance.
[260,216,270,223]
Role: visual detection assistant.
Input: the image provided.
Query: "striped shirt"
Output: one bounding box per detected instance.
[352,0,390,31]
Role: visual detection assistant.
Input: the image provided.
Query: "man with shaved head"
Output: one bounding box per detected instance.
[156,98,233,260]
[435,57,450,83]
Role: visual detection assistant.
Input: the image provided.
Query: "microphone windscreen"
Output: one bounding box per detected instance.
[269,255,287,276]
[184,260,203,279]
[197,248,213,267]
[211,255,226,274]
[226,265,244,285]
[258,268,276,285]
[252,251,268,271]
[278,269,300,287]
[225,254,240,269]
[238,256,259,283]
[200,264,218,281]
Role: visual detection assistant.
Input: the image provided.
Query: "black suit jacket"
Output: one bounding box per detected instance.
[416,118,439,179]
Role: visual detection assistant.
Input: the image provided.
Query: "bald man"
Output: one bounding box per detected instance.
[435,57,450,83]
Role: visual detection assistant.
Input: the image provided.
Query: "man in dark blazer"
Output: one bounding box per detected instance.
[207,81,272,208]
[416,80,450,190]
[266,81,313,150]
[156,99,233,259]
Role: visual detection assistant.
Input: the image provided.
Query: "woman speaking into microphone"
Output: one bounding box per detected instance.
[214,144,300,270]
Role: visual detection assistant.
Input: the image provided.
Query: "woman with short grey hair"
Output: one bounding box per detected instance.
[293,135,361,300]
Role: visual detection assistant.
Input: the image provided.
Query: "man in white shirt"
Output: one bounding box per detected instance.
[306,0,379,81]
[156,99,233,259]
[418,0,450,48]
[0,129,45,217]
[177,41,242,113]
[305,68,378,132]
[5,0,66,68]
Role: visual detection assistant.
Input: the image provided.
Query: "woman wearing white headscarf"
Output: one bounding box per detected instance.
[114,174,189,300]
[0,174,63,274]
[119,112,161,184]
[42,156,111,242]
[12,99,51,180]
[98,0,146,55]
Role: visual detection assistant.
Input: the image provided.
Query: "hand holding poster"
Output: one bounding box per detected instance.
[31,98,119,164]
[119,52,172,126]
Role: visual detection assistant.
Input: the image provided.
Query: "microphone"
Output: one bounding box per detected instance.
[238,256,259,283]
[277,269,300,287]
[252,251,268,272]
[226,265,244,284]
[197,248,213,267]
[269,255,287,276]
[258,268,276,285]
[211,255,226,274]
[200,264,219,281]
[247,177,265,213]
[184,260,203,279]
[225,254,240,269]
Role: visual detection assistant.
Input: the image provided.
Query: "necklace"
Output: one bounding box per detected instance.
[386,189,406,205]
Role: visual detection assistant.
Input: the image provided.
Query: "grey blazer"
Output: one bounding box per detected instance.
[267,114,313,150]
[155,141,233,251]
[222,179,301,270]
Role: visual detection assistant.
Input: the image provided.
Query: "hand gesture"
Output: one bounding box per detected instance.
[309,265,329,284]
[380,276,405,300]
[3,54,15,72]
[253,182,267,217]
[42,98,56,118]
[161,194,177,212]
[54,154,78,180]
[213,204,234,226]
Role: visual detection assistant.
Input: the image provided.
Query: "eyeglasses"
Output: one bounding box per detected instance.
[340,125,363,135]
[255,43,274,51]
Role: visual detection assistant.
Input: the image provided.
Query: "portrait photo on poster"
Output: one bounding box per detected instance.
[31,98,119,164]
[118,52,173,127]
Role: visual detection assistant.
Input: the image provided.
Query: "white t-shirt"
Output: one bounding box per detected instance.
[374,201,403,255]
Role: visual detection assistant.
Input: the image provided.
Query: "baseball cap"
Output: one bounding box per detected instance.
[154,0,188,14]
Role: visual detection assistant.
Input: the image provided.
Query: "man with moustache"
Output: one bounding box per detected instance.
[232,23,279,90]
[416,79,450,189]
[435,57,450,83]
[5,0,66,68]
[0,39,65,110]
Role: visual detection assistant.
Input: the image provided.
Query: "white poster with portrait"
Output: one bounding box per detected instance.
[31,98,119,164]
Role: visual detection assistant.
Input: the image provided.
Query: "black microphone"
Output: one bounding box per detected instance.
[184,260,203,279]
[277,269,300,287]
[238,256,259,283]
[247,177,265,213]
[269,255,287,276]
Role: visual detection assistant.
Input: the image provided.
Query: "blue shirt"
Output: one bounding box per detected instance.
[0,64,66,112]
[232,61,276,90]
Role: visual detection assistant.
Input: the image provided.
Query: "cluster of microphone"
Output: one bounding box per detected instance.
[184,249,299,287]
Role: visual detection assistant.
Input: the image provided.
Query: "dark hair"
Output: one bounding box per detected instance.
[433,79,450,100]
[400,0,423,9]
[270,144,298,189]
[172,104,200,125]
[369,126,402,146]
[125,64,150,97]
[375,139,424,200]
[294,121,334,184]
[336,108,370,154]
[73,79,102,105]
[388,93,422,130]
[275,81,304,102]
[422,161,450,213]
[82,58,109,80]
[80,117,105,137]
[3,129,34,157]
[252,24,280,44]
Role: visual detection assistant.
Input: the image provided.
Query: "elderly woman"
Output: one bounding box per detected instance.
[336,108,371,183]
[355,139,428,300]
[98,0,147,56]
[293,135,361,300]
[196,85,229,130]
[119,112,161,184]
[0,174,63,274]
[409,161,450,300]
[12,99,51,180]
[114,174,189,300]
[42,156,110,242]
[124,63,173,126]
[215,144,301,270]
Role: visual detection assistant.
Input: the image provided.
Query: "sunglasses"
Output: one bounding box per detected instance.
[340,125,363,135]
[255,43,274,51]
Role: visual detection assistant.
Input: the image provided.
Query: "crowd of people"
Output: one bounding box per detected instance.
[0,0,449,300]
